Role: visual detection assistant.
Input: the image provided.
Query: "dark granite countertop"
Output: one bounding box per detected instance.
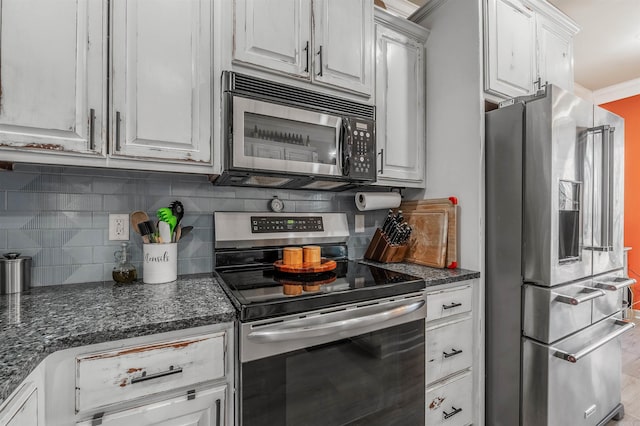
[359,260,480,287]
[0,275,235,405]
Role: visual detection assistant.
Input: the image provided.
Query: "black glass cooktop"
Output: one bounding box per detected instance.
[215,260,425,321]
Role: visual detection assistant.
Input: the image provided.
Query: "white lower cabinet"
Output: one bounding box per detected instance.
[426,372,473,426]
[425,282,474,426]
[76,385,225,426]
[426,317,473,385]
[31,323,235,425]
[0,383,39,426]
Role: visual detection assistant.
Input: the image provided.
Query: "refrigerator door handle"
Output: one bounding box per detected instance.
[594,277,636,292]
[552,320,635,363]
[588,124,615,252]
[555,288,606,305]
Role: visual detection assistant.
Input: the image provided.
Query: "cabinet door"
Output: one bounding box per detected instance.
[76,385,225,426]
[536,15,574,92]
[485,0,536,97]
[233,0,311,78]
[374,24,425,186]
[0,384,38,426]
[312,0,373,96]
[0,0,105,155]
[111,0,212,164]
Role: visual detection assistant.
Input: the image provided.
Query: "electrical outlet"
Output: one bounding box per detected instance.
[355,215,365,233]
[109,214,130,241]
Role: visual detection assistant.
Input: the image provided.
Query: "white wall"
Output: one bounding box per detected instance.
[411,0,485,424]
[412,0,484,272]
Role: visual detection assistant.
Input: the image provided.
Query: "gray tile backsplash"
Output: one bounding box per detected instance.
[0,165,384,286]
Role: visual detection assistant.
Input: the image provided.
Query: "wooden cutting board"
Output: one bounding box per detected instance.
[403,210,449,268]
[401,197,458,268]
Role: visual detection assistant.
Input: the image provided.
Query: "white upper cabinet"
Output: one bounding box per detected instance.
[484,0,536,97]
[484,0,579,99]
[312,0,373,95]
[232,0,374,97]
[536,13,574,92]
[111,0,212,164]
[0,0,105,155]
[233,0,311,78]
[374,9,427,187]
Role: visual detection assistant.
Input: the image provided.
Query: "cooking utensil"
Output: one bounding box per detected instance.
[138,221,156,243]
[130,211,149,236]
[157,208,177,234]
[175,225,182,242]
[169,200,184,225]
[158,221,171,243]
[179,225,193,239]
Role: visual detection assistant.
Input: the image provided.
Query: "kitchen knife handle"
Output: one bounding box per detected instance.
[317,45,323,76]
[88,108,95,151]
[304,41,309,73]
[378,149,384,174]
[443,348,463,359]
[115,111,122,152]
[443,406,462,420]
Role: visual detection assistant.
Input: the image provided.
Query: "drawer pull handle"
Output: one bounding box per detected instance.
[130,366,183,384]
[442,302,462,310]
[443,348,463,358]
[443,406,462,420]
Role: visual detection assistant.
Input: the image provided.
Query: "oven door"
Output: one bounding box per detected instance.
[239,295,426,426]
[231,95,343,178]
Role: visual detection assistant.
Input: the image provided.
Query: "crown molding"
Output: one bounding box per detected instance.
[593,78,640,105]
[408,0,448,23]
[379,0,420,19]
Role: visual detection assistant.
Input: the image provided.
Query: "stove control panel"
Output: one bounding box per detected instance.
[251,216,324,233]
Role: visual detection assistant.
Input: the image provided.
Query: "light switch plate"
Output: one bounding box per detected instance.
[109,214,130,241]
[355,215,365,233]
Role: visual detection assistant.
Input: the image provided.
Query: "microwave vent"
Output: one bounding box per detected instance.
[226,72,375,120]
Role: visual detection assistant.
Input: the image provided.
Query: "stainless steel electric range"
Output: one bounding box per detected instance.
[213,212,427,426]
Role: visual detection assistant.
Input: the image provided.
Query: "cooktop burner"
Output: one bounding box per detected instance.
[216,260,425,321]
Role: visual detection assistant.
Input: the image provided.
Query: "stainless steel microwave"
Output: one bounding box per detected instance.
[214,72,376,191]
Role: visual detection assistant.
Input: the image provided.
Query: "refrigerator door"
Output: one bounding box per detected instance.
[522,316,632,426]
[523,85,594,286]
[591,107,625,275]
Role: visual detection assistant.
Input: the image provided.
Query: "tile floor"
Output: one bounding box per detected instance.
[608,316,640,425]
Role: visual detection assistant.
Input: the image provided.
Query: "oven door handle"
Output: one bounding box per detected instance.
[247,300,425,342]
[552,320,635,363]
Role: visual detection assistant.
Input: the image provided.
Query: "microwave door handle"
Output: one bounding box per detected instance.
[341,118,351,176]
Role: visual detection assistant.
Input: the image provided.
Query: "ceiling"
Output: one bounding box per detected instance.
[548,0,640,91]
[405,0,640,92]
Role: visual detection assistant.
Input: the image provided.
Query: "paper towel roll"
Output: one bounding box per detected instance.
[355,192,402,211]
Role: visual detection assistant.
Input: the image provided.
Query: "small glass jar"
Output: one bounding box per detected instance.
[112,242,137,284]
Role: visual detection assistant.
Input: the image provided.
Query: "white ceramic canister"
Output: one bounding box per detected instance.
[142,243,177,284]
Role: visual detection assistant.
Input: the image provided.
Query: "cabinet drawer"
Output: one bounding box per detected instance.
[76,332,225,413]
[426,372,473,426]
[427,317,473,384]
[426,285,472,322]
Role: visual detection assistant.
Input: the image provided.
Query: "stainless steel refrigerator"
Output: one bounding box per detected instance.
[486,84,635,426]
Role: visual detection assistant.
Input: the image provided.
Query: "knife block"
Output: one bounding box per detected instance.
[364,228,408,263]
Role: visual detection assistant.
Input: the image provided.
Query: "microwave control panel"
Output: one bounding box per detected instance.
[345,119,376,181]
